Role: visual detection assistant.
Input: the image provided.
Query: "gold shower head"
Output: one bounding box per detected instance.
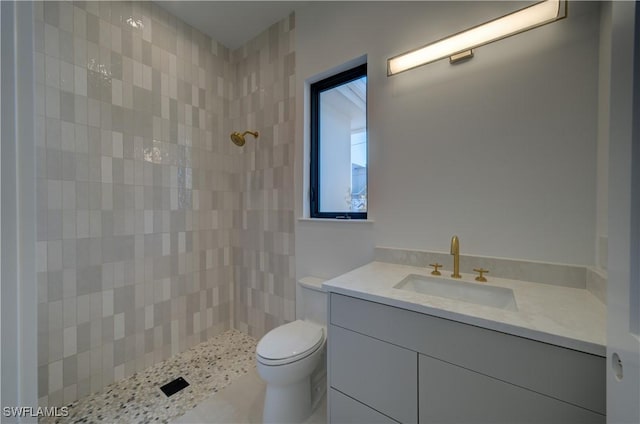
[230,130,259,147]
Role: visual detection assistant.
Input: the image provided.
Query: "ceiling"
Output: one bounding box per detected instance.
[155,1,307,50]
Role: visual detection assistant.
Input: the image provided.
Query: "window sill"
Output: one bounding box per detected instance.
[298,217,375,224]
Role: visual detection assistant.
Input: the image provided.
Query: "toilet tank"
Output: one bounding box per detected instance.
[296,277,327,326]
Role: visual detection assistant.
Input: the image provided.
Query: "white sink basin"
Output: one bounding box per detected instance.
[394,274,518,311]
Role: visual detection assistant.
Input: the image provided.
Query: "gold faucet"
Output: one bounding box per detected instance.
[450,235,461,278]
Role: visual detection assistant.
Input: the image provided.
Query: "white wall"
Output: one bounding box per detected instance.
[596,2,611,270]
[1,1,38,420]
[606,2,640,421]
[295,1,601,280]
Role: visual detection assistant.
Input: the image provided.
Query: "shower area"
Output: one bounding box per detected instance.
[32,1,296,409]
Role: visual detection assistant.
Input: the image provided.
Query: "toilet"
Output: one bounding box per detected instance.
[256,277,327,423]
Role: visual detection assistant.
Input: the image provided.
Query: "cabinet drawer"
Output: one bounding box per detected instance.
[330,325,417,423]
[418,354,604,423]
[330,293,605,414]
[330,389,399,423]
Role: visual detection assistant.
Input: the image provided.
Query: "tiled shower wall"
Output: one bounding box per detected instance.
[229,15,297,339]
[34,1,238,407]
[35,1,296,408]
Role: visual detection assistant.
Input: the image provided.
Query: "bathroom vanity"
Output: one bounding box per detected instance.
[323,261,606,423]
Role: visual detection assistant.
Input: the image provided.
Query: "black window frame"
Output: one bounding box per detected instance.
[310,63,367,220]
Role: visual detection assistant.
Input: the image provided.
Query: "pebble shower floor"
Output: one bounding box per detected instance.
[40,330,257,423]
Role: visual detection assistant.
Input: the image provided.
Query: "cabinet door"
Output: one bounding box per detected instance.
[418,354,604,424]
[330,389,399,423]
[330,325,417,423]
[331,293,605,414]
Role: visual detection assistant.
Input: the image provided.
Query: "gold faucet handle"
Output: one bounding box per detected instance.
[429,263,442,276]
[473,268,489,282]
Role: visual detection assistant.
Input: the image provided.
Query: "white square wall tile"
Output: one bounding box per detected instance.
[112,79,123,106]
[63,326,77,357]
[63,298,77,328]
[103,290,114,318]
[77,351,91,381]
[37,242,48,273]
[63,385,77,406]
[45,86,60,119]
[63,270,76,299]
[76,294,91,325]
[73,36,88,68]
[45,55,60,88]
[76,210,89,239]
[60,61,74,92]
[112,132,123,158]
[101,157,112,183]
[143,65,152,90]
[48,300,63,333]
[89,211,102,238]
[62,181,76,208]
[61,122,75,152]
[114,313,125,340]
[47,241,63,272]
[114,364,125,381]
[47,180,62,210]
[145,305,154,330]
[74,65,87,96]
[58,2,73,33]
[89,293,103,322]
[44,24,60,58]
[48,360,63,393]
[111,24,122,54]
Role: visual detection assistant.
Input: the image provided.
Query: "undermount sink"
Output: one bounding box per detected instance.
[394,274,518,311]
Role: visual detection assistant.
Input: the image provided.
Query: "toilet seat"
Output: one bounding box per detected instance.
[256,320,325,366]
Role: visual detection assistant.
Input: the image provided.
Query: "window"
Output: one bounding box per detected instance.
[310,64,367,219]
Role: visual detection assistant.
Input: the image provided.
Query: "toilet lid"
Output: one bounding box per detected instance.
[256,320,324,362]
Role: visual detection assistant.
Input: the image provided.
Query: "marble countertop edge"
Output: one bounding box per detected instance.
[322,261,606,358]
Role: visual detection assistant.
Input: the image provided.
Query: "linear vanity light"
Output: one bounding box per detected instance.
[387,0,567,76]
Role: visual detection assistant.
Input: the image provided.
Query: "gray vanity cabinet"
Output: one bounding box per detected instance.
[330,325,416,423]
[328,293,605,424]
[329,388,399,423]
[418,354,604,423]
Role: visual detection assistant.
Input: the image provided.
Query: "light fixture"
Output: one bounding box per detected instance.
[387,0,567,76]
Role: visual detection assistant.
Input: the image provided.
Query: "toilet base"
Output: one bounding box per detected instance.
[263,378,311,423]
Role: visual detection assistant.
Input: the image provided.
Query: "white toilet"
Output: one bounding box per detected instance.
[256,277,327,423]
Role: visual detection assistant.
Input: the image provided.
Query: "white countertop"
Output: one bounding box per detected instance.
[322,261,606,357]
